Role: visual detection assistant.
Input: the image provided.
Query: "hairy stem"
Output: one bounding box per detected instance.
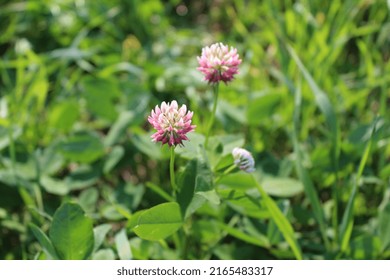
[204,83,220,148]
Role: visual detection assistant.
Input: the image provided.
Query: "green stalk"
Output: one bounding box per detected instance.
[339,117,378,254]
[204,83,220,149]
[254,176,303,260]
[170,146,178,195]
[214,164,237,185]
[7,126,16,177]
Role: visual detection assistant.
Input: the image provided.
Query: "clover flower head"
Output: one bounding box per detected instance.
[232,147,255,173]
[197,42,242,84]
[148,100,196,147]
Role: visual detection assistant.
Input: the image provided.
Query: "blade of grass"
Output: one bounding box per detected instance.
[287,45,340,244]
[291,78,330,250]
[339,117,378,253]
[254,176,303,260]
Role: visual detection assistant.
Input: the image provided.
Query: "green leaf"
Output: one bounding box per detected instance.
[291,78,330,248]
[37,144,65,176]
[247,93,281,125]
[57,131,105,163]
[378,202,390,251]
[339,119,377,252]
[131,133,169,160]
[40,176,70,195]
[218,173,257,190]
[133,202,183,241]
[103,146,125,174]
[261,177,304,197]
[81,77,120,121]
[177,150,218,219]
[209,134,245,156]
[48,100,79,132]
[219,189,269,219]
[49,202,94,260]
[29,223,59,260]
[115,228,132,260]
[218,222,269,248]
[288,45,340,249]
[92,249,116,260]
[287,45,339,149]
[93,224,112,253]
[79,188,99,213]
[348,235,381,260]
[104,111,134,147]
[0,125,22,151]
[175,132,205,159]
[255,178,302,260]
[65,165,100,191]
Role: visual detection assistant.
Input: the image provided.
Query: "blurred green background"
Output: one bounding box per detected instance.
[0,0,389,260]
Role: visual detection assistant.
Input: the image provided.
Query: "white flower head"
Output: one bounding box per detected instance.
[232,147,255,173]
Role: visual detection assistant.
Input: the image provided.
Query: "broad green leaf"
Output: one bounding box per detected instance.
[40,176,70,196]
[177,159,197,217]
[65,165,100,191]
[127,210,146,230]
[100,204,126,221]
[261,177,304,197]
[115,229,132,260]
[29,223,59,260]
[49,202,94,260]
[218,173,257,190]
[133,202,183,241]
[93,224,112,253]
[114,183,145,211]
[0,169,33,190]
[37,144,65,176]
[79,188,99,213]
[57,131,105,163]
[378,202,390,251]
[177,150,217,219]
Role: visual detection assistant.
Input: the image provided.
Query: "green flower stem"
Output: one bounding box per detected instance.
[7,126,16,177]
[214,164,237,185]
[170,146,178,195]
[253,175,303,260]
[204,82,220,149]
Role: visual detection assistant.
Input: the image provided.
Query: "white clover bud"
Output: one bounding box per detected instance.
[232,147,255,173]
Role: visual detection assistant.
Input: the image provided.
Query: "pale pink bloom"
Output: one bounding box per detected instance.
[148,100,196,147]
[232,147,255,173]
[197,42,242,84]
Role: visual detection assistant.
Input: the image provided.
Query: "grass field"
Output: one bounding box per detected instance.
[0,0,389,260]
